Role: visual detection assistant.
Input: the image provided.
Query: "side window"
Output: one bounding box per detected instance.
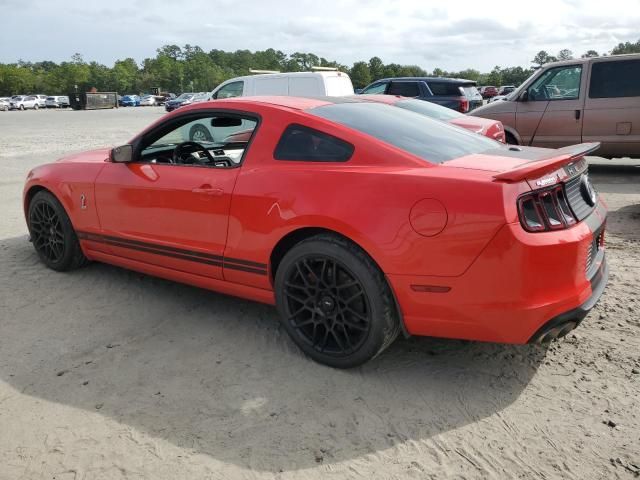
[140,114,257,167]
[527,66,582,101]
[589,60,640,98]
[361,82,388,94]
[388,82,420,97]
[214,81,244,99]
[427,82,462,96]
[274,124,354,162]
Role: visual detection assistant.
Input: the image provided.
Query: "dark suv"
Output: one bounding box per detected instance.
[359,77,483,113]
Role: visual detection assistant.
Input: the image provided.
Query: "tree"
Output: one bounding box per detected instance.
[582,50,600,58]
[368,56,385,81]
[349,61,371,88]
[532,50,552,67]
[557,49,574,61]
[611,39,640,55]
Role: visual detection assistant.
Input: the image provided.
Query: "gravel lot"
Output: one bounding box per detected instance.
[0,107,639,479]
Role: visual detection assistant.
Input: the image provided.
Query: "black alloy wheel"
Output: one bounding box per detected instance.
[30,200,65,263]
[28,190,88,271]
[284,255,371,356]
[275,234,400,368]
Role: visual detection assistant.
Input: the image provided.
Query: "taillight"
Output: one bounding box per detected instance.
[517,185,577,232]
[459,98,469,113]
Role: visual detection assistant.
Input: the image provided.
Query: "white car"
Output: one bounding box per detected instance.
[0,97,10,111]
[139,95,156,106]
[32,94,48,107]
[10,95,39,110]
[210,69,354,99]
[45,96,70,108]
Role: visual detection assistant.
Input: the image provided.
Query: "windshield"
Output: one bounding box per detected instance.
[395,98,463,121]
[176,93,194,100]
[309,102,498,164]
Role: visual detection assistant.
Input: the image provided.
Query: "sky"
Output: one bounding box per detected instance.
[0,0,639,72]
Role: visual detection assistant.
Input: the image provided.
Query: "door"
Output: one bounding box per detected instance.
[583,58,640,158]
[94,113,258,280]
[516,64,584,148]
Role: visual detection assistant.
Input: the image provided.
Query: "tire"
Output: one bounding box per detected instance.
[505,132,518,145]
[33,103,39,110]
[19,104,25,110]
[274,234,400,368]
[189,124,213,143]
[28,190,89,272]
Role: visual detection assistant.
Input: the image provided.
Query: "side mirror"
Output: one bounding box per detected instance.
[519,90,529,102]
[110,144,133,163]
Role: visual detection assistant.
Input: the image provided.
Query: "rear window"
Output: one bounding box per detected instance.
[462,86,480,98]
[394,98,463,121]
[309,102,498,164]
[589,59,640,98]
[274,124,354,162]
[388,82,420,97]
[427,82,463,96]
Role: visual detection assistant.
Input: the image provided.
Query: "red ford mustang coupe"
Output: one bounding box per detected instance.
[23,96,608,368]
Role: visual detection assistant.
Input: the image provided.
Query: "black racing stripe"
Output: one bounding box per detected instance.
[77,231,267,275]
[101,233,224,261]
[223,256,268,269]
[103,239,224,267]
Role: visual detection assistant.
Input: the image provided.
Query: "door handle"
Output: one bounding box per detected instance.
[192,186,224,196]
[575,109,581,120]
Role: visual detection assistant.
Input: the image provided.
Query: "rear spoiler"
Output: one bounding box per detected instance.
[493,142,600,183]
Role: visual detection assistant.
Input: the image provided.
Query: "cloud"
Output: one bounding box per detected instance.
[0,0,638,71]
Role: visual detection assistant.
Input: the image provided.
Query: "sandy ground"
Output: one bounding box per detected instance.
[0,108,639,480]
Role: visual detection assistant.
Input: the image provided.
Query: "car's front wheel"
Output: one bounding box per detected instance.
[33,103,39,110]
[28,190,89,271]
[274,234,400,368]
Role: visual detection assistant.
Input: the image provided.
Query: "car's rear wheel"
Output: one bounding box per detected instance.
[28,191,88,271]
[274,234,400,368]
[190,124,213,143]
[33,103,39,110]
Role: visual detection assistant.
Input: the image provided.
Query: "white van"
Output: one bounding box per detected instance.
[209,70,354,99]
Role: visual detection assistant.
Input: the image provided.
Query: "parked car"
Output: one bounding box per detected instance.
[210,70,354,99]
[31,94,48,107]
[0,97,10,111]
[23,96,607,367]
[45,96,70,108]
[164,92,208,112]
[480,86,498,99]
[120,95,140,107]
[498,85,516,96]
[488,94,509,103]
[470,53,640,157]
[353,94,506,142]
[139,95,156,106]
[10,95,39,110]
[359,77,483,113]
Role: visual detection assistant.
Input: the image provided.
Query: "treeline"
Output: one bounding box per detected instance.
[1,39,638,96]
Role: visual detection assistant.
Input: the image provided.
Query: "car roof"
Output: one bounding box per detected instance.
[214,96,347,110]
[374,76,476,84]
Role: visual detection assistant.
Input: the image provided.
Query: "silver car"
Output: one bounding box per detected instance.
[10,95,39,110]
[45,96,70,108]
[0,97,10,111]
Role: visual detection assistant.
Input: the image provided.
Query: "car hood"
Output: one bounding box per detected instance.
[57,148,111,164]
[469,99,516,116]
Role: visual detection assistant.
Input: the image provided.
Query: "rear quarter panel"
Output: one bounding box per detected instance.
[222,107,513,289]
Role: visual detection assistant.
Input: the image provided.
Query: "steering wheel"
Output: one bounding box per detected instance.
[172,141,215,165]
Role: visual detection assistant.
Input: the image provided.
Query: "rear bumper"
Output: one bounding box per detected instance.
[528,256,608,342]
[387,200,608,344]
